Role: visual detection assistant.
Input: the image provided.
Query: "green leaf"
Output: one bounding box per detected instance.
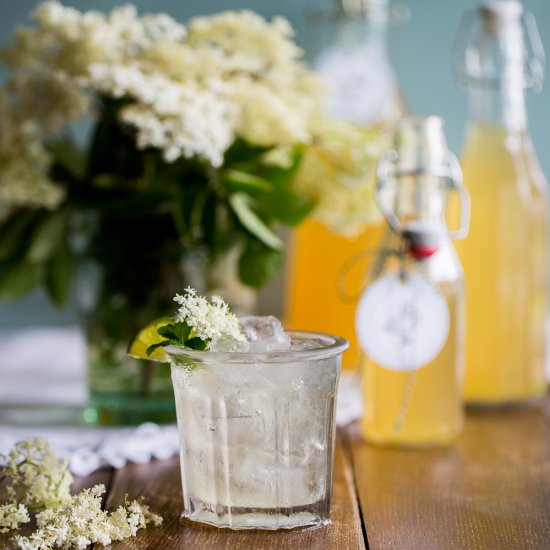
[175,323,191,342]
[258,188,315,226]
[228,193,283,250]
[45,241,74,306]
[238,240,283,288]
[254,144,305,187]
[223,169,273,193]
[223,139,274,165]
[0,211,41,262]
[26,209,70,263]
[0,260,44,300]
[224,144,312,226]
[92,174,119,189]
[185,337,208,351]
[147,340,176,356]
[157,323,191,342]
[149,322,209,353]
[157,325,178,340]
[202,196,235,254]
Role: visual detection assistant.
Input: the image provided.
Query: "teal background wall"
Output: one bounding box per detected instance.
[0,0,549,328]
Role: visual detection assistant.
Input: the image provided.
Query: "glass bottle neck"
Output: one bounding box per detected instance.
[392,117,451,231]
[394,181,449,230]
[315,5,398,126]
[464,8,529,133]
[467,83,527,132]
[334,14,389,52]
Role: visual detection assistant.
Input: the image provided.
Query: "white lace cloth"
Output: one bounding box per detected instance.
[0,328,363,477]
[0,423,180,477]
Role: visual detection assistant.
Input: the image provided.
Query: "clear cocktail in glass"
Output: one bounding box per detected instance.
[167,331,348,530]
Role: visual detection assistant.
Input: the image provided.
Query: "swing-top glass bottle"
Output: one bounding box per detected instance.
[453,0,548,405]
[357,116,469,446]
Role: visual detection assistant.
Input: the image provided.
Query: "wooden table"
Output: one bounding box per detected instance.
[2,396,550,549]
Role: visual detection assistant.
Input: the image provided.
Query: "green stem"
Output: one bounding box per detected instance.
[26,503,46,512]
[205,162,221,191]
[143,153,156,188]
[189,187,207,236]
[171,187,187,238]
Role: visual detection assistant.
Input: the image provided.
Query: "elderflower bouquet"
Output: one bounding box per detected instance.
[0,2,381,424]
[0,1,380,304]
[0,2,313,302]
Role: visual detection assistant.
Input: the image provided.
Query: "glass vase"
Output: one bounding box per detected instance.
[79,209,258,426]
[79,210,184,426]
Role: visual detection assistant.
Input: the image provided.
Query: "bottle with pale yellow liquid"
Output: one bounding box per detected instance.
[286,0,404,370]
[453,0,548,405]
[357,116,470,446]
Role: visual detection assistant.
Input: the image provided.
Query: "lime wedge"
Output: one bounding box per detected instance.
[127,317,173,362]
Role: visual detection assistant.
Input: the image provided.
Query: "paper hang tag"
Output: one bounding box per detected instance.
[355,273,450,372]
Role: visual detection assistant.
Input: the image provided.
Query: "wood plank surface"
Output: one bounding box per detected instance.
[4,397,550,549]
[347,398,550,550]
[103,434,365,550]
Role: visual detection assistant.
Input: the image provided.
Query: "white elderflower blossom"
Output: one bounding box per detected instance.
[0,160,64,210]
[23,3,117,75]
[12,485,162,550]
[185,10,324,150]
[229,80,312,146]
[292,118,385,236]
[85,63,237,166]
[29,2,186,70]
[0,4,328,171]
[0,89,64,210]
[123,87,237,166]
[32,1,83,39]
[1,438,72,509]
[9,69,89,135]
[0,503,30,533]
[140,12,187,42]
[108,498,163,540]
[85,62,156,101]
[139,41,221,82]
[174,287,246,345]
[0,438,162,546]
[187,10,302,72]
[101,5,186,53]
[0,3,380,231]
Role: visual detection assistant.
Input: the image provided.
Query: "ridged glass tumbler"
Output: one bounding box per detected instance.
[167,331,348,530]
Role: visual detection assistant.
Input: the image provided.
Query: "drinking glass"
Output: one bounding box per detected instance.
[167,331,348,530]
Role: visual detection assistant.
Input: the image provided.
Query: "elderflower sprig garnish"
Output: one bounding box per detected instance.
[146,287,246,355]
[0,438,162,549]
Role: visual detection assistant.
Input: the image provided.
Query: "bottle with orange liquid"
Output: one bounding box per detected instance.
[357,116,470,446]
[453,0,548,405]
[286,0,404,369]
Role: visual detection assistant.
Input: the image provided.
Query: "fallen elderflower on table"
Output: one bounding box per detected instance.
[0,438,162,549]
